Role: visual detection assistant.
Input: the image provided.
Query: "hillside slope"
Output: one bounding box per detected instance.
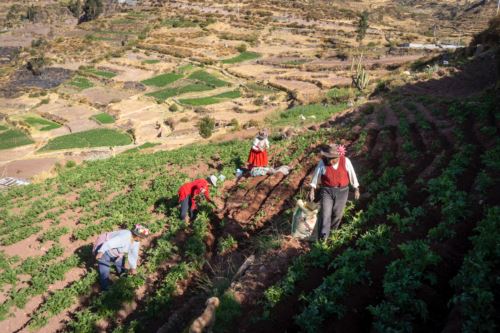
[0,5,499,333]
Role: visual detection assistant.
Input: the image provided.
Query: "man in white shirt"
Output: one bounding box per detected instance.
[309,144,360,239]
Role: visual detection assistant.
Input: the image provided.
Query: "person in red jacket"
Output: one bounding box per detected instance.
[309,144,360,240]
[178,175,217,223]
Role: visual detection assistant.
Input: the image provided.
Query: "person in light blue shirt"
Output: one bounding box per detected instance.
[94,225,150,290]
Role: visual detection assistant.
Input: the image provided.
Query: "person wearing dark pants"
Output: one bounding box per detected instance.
[97,252,125,291]
[94,225,150,291]
[309,144,360,240]
[178,175,218,223]
[318,186,350,236]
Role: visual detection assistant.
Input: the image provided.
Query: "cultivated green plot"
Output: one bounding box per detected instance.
[180,90,241,106]
[92,113,115,124]
[83,68,117,79]
[142,59,161,65]
[246,82,277,94]
[221,51,261,64]
[146,82,214,102]
[68,76,94,90]
[268,103,348,127]
[178,64,195,73]
[141,72,183,87]
[188,70,229,87]
[0,124,8,131]
[39,129,132,152]
[24,117,61,131]
[161,18,198,28]
[124,142,160,153]
[0,128,34,150]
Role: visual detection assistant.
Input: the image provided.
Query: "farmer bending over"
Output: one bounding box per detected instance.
[309,144,359,240]
[94,224,150,291]
[178,175,217,223]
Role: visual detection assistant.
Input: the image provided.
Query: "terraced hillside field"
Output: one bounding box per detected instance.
[0,1,499,333]
[3,0,497,178]
[0,46,498,332]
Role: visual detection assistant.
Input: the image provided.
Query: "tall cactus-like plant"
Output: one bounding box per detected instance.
[351,55,370,92]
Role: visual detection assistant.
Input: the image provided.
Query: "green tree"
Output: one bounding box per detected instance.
[82,0,102,22]
[356,11,369,44]
[197,116,215,139]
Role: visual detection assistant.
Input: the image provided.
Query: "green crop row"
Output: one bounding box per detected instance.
[0,254,81,321]
[296,224,392,332]
[450,206,500,333]
[368,144,479,330]
[29,270,99,329]
[0,245,63,289]
[369,241,441,332]
[426,146,473,240]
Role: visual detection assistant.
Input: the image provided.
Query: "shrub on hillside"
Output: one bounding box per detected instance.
[326,87,351,103]
[197,116,215,139]
[236,44,247,53]
[81,0,102,23]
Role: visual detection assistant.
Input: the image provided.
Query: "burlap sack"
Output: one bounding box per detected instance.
[291,199,319,241]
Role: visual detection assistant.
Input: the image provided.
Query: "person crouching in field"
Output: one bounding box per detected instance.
[247,129,270,170]
[93,225,150,291]
[178,175,217,224]
[309,144,360,240]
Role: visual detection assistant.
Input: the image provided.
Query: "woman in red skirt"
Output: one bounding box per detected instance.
[247,129,270,169]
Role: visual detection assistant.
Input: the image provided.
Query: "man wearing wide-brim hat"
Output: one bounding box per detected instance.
[309,144,360,240]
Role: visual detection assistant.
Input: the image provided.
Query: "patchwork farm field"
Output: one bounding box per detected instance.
[0,0,499,332]
[0,127,34,150]
[39,129,132,152]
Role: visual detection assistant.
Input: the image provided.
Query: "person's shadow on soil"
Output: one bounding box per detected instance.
[231,156,244,169]
[154,196,178,215]
[74,244,95,270]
